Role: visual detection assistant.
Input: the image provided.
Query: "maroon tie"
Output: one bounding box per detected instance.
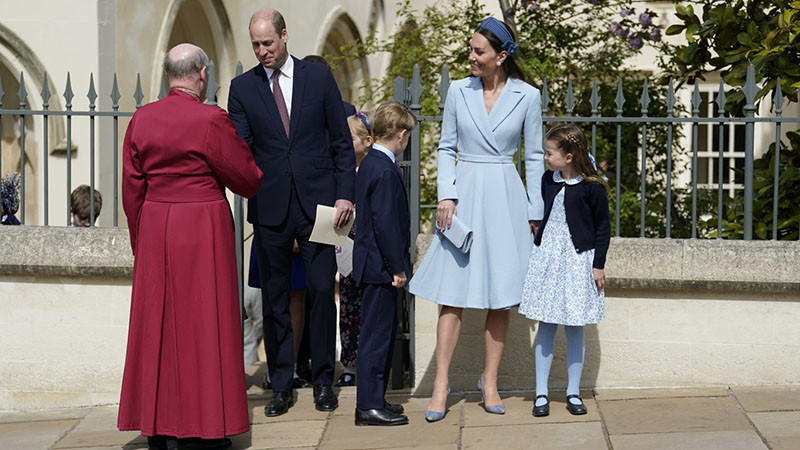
[272,70,290,138]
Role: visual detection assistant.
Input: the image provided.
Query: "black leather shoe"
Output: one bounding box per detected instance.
[292,376,309,389]
[147,435,178,449]
[177,438,232,449]
[336,372,356,387]
[313,384,339,411]
[384,400,404,414]
[532,395,550,417]
[354,408,409,426]
[265,391,294,417]
[566,395,587,415]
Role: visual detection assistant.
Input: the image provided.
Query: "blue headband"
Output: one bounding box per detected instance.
[479,17,519,56]
[354,111,371,136]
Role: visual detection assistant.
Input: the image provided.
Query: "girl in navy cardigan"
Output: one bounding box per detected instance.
[519,124,611,417]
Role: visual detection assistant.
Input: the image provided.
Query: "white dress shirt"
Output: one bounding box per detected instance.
[264,54,294,118]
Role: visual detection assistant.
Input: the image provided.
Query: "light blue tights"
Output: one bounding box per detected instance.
[534,321,584,406]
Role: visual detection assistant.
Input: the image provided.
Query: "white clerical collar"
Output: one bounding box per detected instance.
[372,143,396,163]
[264,54,294,80]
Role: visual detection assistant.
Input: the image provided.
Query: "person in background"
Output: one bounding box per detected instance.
[336,111,373,387]
[70,184,102,227]
[1,173,21,225]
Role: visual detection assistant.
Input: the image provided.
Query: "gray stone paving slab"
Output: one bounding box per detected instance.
[461,422,607,449]
[318,410,460,449]
[594,387,730,401]
[748,411,800,450]
[0,419,80,450]
[731,385,800,412]
[599,396,752,435]
[610,430,767,450]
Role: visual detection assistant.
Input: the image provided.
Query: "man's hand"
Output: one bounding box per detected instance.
[529,220,541,235]
[333,199,355,229]
[593,268,605,291]
[392,272,407,288]
[437,199,457,230]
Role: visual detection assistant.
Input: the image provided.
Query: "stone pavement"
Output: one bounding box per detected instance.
[2,365,799,450]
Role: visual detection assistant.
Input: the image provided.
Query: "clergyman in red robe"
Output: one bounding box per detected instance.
[118,43,263,450]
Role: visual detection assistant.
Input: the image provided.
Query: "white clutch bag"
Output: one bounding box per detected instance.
[438,214,473,254]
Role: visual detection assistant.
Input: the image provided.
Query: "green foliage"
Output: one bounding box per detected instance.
[664,0,800,115]
[331,0,718,238]
[708,131,800,240]
[664,0,800,240]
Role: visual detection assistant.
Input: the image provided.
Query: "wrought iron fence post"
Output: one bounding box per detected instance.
[18,73,26,224]
[41,72,51,226]
[639,79,650,238]
[665,79,675,238]
[615,78,624,237]
[715,79,726,239]
[691,82,701,239]
[64,73,74,225]
[742,65,758,240]
[111,74,121,226]
[88,74,97,227]
[772,78,783,240]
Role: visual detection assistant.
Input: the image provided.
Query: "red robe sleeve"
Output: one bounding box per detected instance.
[205,107,263,198]
[122,114,146,256]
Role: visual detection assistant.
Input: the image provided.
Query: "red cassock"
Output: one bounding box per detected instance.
[118,90,263,439]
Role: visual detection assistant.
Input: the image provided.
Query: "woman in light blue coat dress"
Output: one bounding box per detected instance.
[408,17,544,420]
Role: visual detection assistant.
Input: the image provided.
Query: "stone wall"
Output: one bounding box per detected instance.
[0,227,132,411]
[1,226,799,410]
[412,236,800,393]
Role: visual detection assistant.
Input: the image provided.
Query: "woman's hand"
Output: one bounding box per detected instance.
[593,268,605,291]
[529,220,541,235]
[437,199,457,230]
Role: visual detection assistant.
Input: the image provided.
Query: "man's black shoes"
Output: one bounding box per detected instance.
[384,400,404,415]
[313,384,339,411]
[264,391,294,417]
[354,408,409,426]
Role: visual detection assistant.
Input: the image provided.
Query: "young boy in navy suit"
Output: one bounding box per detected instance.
[352,101,416,426]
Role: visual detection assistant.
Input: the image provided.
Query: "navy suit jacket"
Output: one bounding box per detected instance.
[228,57,356,226]
[353,150,411,284]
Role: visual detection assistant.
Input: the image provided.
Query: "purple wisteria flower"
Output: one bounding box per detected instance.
[650,28,662,41]
[609,21,629,38]
[628,34,644,49]
[620,8,633,17]
[528,1,539,10]
[639,12,653,27]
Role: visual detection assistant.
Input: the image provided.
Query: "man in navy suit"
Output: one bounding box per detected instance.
[352,102,416,426]
[228,8,356,417]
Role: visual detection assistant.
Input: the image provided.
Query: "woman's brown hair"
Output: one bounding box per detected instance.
[475,21,526,82]
[545,124,609,195]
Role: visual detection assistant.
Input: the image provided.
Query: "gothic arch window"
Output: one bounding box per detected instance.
[0,23,64,224]
[320,12,369,105]
[152,0,235,103]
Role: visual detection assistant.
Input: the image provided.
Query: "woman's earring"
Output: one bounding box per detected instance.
[496,61,502,66]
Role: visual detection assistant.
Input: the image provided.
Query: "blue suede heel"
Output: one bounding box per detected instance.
[425,387,450,422]
[478,376,506,414]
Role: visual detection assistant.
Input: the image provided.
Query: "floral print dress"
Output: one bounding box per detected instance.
[519,172,605,326]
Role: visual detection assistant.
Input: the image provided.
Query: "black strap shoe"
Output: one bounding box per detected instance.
[532,395,550,417]
[336,372,356,387]
[354,408,409,426]
[265,391,294,417]
[566,395,587,415]
[313,384,339,411]
[384,400,404,415]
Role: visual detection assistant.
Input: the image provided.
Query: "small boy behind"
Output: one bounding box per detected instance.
[71,184,103,227]
[352,101,416,426]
